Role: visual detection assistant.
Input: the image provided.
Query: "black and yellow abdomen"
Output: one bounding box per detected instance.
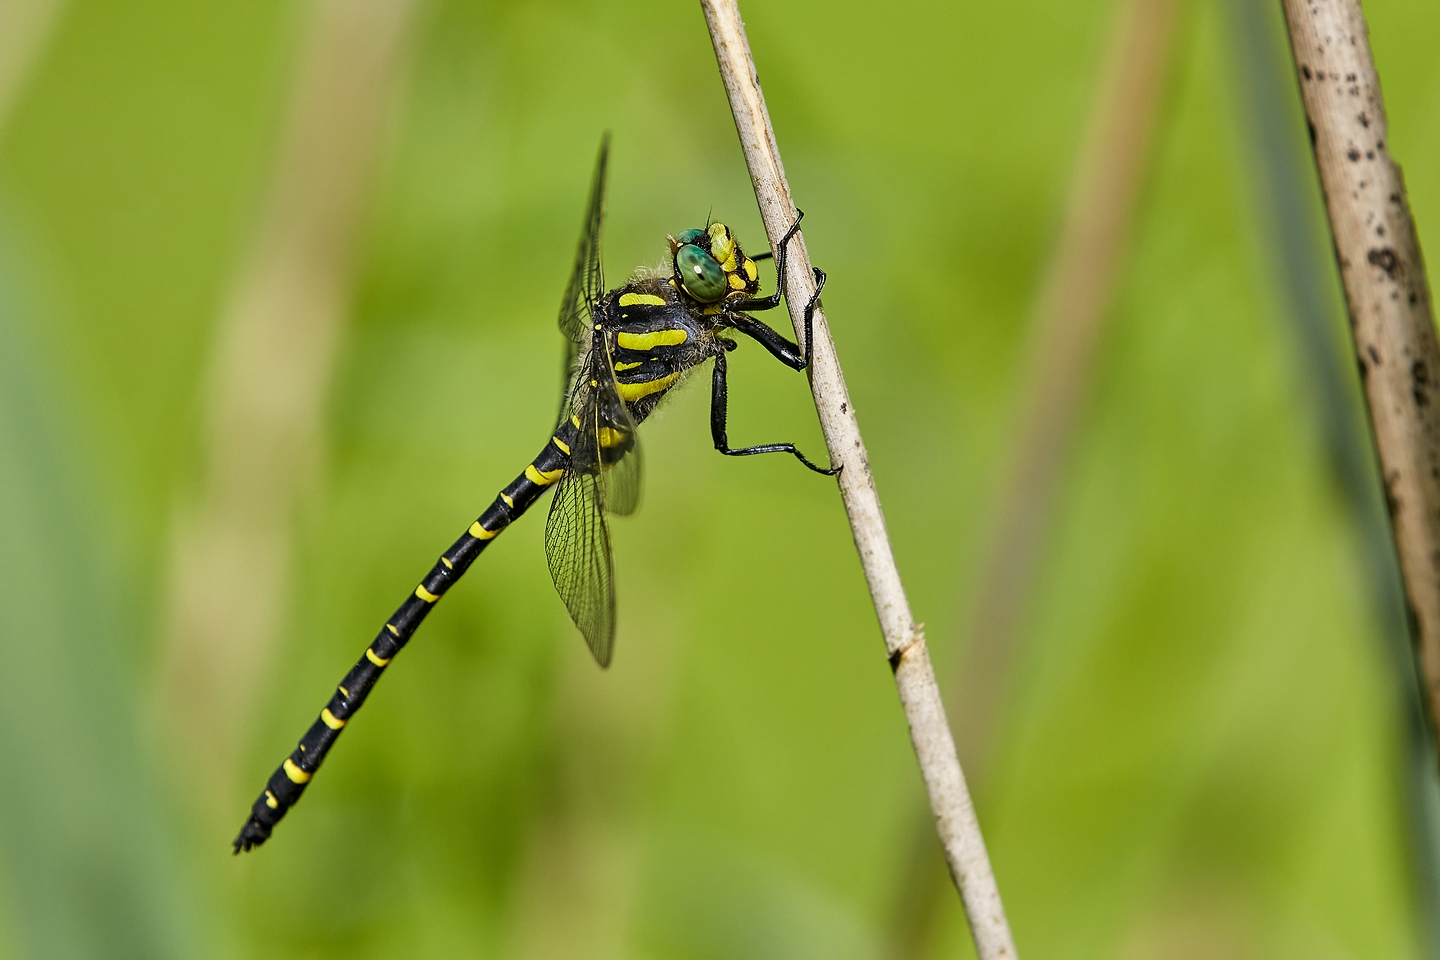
[232,422,579,852]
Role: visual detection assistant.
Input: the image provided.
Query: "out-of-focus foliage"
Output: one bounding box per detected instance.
[0,0,1436,956]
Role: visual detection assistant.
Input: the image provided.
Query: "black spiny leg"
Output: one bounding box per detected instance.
[709,346,837,475]
[732,209,808,314]
[727,267,826,372]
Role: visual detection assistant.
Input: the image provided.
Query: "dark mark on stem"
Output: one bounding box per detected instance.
[1368,246,1400,278]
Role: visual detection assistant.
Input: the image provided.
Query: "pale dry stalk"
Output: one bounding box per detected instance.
[1279,0,1440,755]
[700,2,1017,956]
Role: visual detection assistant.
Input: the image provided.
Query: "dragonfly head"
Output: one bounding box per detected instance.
[669,223,760,303]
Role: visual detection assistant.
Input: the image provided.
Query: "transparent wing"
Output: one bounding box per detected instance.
[555,136,610,423]
[594,344,641,518]
[544,347,641,667]
[558,135,608,343]
[600,424,641,517]
[558,340,582,430]
[545,463,616,668]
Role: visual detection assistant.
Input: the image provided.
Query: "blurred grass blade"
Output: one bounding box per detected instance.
[159,0,420,817]
[0,217,196,958]
[954,0,1185,787]
[887,0,1185,954]
[0,0,68,136]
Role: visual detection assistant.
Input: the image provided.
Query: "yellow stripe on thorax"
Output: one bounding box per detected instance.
[551,435,571,456]
[616,372,681,402]
[614,360,644,372]
[616,329,688,350]
[618,292,667,307]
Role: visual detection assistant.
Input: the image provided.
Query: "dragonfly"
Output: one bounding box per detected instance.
[234,136,836,852]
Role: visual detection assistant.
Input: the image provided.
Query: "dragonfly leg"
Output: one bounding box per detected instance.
[732,210,807,313]
[709,348,838,475]
[724,266,827,373]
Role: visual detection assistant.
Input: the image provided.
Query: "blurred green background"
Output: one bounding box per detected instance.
[1,0,1438,956]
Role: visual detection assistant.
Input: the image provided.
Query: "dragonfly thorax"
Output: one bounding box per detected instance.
[593,278,719,424]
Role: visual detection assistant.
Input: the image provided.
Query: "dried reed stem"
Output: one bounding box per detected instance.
[1279,0,1440,757]
[701,2,1017,956]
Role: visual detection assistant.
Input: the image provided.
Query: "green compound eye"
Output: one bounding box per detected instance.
[675,228,707,245]
[675,243,727,302]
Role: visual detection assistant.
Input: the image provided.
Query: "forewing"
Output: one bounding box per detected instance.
[554,136,609,425]
[557,136,609,345]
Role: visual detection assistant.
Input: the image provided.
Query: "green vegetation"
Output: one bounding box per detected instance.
[0,0,1437,956]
